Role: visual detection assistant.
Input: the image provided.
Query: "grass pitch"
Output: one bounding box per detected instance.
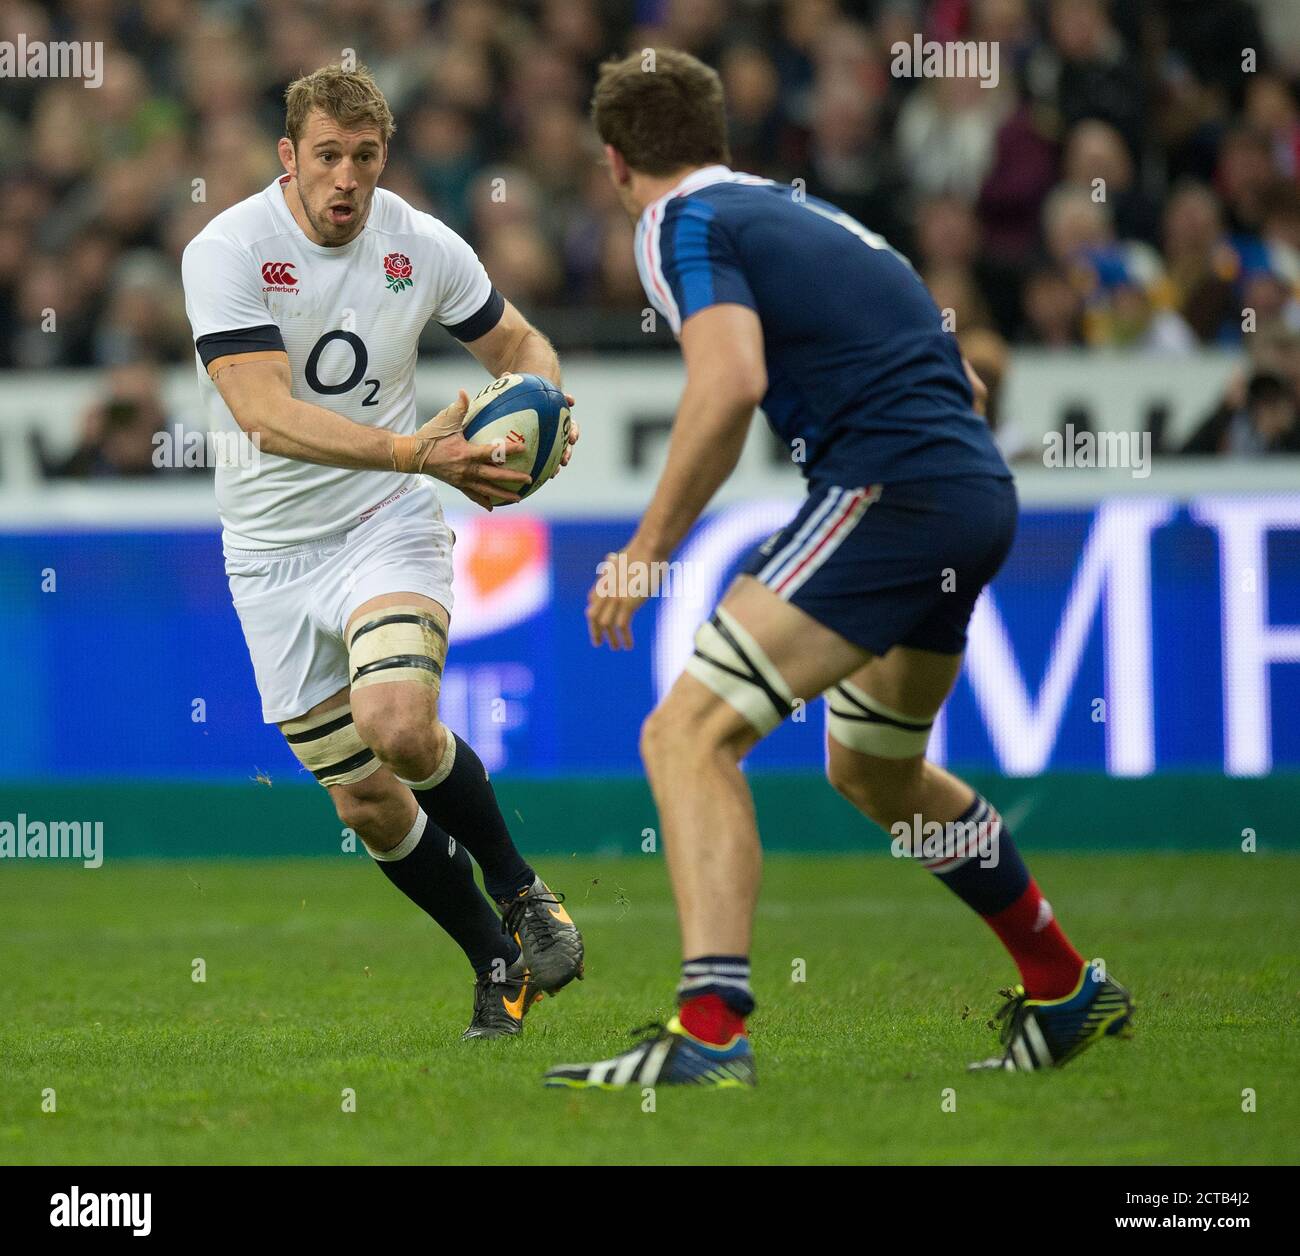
[0,852,1295,1165]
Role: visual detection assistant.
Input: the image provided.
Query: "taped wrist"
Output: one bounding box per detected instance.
[391,406,467,474]
[391,433,435,474]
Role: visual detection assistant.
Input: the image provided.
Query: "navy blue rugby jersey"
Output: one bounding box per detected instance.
[634,165,1011,486]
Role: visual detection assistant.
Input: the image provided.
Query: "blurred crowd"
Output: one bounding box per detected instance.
[2,0,1299,472]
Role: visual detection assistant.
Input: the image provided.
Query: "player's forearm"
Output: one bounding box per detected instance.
[235,393,396,470]
[502,327,562,388]
[632,386,754,559]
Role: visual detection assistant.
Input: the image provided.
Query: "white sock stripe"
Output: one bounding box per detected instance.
[366,808,427,862]
[677,975,753,991]
[681,962,751,974]
[923,854,975,874]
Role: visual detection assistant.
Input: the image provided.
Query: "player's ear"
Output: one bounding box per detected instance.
[604,144,630,187]
[278,136,297,177]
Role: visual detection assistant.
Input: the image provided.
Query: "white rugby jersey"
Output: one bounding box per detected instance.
[181,175,502,549]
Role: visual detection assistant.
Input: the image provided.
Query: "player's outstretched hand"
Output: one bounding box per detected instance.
[586,547,650,650]
[394,389,532,510]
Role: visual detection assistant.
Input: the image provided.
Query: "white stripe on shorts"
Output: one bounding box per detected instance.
[757,487,845,588]
[773,486,880,600]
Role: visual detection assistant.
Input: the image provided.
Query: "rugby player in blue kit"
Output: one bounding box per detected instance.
[544,49,1132,1088]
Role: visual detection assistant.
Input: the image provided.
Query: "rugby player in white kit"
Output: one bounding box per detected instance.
[181,65,583,1040]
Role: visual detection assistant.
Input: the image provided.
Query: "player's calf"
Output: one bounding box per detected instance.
[345,593,584,990]
[329,763,415,850]
[824,679,1091,1009]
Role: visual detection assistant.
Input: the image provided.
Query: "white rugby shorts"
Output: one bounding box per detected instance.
[223,482,455,723]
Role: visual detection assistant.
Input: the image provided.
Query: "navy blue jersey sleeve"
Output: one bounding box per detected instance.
[658,199,756,332]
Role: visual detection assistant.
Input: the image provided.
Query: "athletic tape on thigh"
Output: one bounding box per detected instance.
[685,606,795,735]
[347,604,447,693]
[826,679,933,757]
[281,701,382,786]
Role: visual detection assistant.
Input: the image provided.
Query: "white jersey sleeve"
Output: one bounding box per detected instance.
[181,236,286,367]
[428,219,504,342]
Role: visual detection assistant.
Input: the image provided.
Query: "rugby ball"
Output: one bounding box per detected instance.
[462,373,571,506]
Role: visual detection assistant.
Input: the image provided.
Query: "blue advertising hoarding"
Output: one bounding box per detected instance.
[4,494,1300,785]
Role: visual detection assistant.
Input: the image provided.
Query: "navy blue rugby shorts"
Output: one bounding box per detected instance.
[739,475,1018,656]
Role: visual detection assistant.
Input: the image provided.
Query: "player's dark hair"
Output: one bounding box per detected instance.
[284,63,396,150]
[591,48,730,176]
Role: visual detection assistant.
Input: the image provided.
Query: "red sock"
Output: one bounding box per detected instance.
[679,993,747,1046]
[985,880,1085,1000]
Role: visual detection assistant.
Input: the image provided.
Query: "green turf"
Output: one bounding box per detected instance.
[0,853,1295,1165]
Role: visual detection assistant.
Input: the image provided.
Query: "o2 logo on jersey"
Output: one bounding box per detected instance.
[383,252,414,293]
[260,261,298,292]
[305,331,380,406]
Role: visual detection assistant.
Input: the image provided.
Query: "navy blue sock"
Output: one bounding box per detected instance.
[404,730,534,903]
[919,793,1030,914]
[918,794,1085,998]
[369,810,519,977]
[677,955,755,1016]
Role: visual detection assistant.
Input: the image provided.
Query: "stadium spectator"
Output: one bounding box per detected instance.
[0,0,1294,408]
[1182,368,1300,455]
[1026,0,1146,160]
[1041,186,1195,352]
[1062,119,1161,247]
[1216,124,1286,236]
[35,360,193,478]
[719,43,787,175]
[1245,73,1300,179]
[1021,264,1086,347]
[1162,181,1240,342]
[895,73,1015,202]
[973,93,1058,266]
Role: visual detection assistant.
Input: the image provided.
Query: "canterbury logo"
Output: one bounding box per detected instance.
[261,261,297,286]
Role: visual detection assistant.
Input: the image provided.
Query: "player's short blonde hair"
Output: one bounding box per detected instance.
[284,63,395,150]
